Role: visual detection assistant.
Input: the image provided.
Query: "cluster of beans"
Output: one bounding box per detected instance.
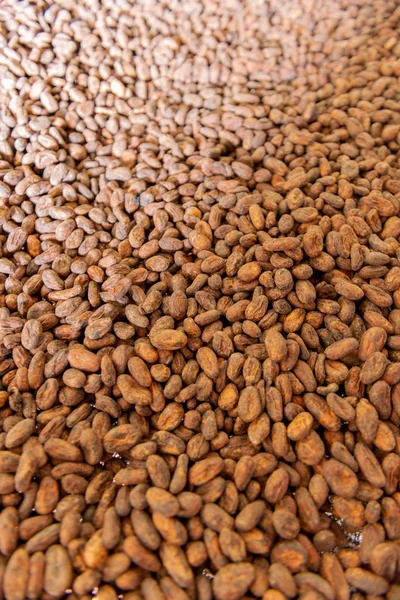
[1,0,400,598]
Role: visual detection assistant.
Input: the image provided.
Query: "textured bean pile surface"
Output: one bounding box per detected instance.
[1,0,400,599]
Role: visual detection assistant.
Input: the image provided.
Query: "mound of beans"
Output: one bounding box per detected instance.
[1,0,400,598]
